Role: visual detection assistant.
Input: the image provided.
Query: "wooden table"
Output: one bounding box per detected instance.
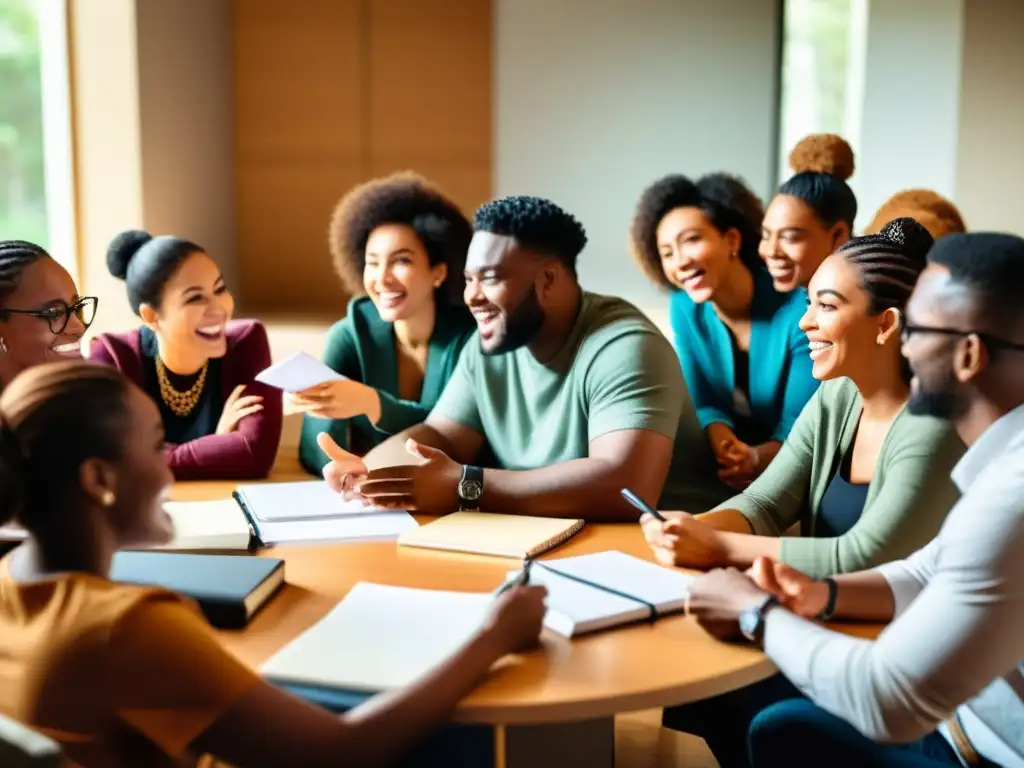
[172,466,779,767]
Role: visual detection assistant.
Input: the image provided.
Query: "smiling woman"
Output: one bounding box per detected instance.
[88,230,282,480]
[0,239,95,389]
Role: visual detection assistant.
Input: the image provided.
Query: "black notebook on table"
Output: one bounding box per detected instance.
[110,551,285,629]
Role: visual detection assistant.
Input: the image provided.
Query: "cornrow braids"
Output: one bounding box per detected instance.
[0,240,50,307]
[837,217,934,315]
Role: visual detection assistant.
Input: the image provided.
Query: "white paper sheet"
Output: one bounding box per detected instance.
[236,480,394,522]
[255,351,344,393]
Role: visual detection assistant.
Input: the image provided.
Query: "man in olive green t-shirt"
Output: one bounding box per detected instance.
[325,196,729,520]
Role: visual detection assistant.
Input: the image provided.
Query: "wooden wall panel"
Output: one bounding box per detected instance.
[232,0,492,315]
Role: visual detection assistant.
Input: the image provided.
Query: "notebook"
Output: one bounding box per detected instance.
[255,351,344,393]
[502,550,692,637]
[398,512,583,559]
[147,499,254,552]
[261,582,493,692]
[110,551,285,629]
[234,481,419,544]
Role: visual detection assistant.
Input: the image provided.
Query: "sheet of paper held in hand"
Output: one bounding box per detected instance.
[255,351,344,393]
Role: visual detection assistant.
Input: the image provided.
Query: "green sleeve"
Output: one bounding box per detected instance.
[780,420,963,578]
[584,330,684,441]
[430,341,483,433]
[718,385,819,534]
[298,320,358,475]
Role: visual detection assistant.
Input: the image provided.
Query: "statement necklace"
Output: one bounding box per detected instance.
[155,356,208,417]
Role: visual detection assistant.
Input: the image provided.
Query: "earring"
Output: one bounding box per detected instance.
[101,490,115,507]
[0,337,6,353]
[877,336,886,346]
[434,281,442,288]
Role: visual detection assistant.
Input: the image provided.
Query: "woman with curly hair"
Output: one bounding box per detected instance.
[760,134,858,292]
[630,173,818,488]
[296,172,477,474]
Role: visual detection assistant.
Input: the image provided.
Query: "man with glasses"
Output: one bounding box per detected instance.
[678,232,1024,767]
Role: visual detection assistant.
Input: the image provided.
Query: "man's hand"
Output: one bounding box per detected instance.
[641,511,730,569]
[319,433,370,501]
[686,567,771,641]
[749,556,829,619]
[355,439,462,514]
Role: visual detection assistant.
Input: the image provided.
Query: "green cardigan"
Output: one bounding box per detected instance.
[298,296,476,474]
[720,377,965,578]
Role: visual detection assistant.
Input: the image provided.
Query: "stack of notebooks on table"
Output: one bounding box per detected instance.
[260,550,692,700]
[397,511,584,559]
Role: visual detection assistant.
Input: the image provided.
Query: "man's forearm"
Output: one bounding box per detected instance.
[481,459,657,521]
[832,571,896,621]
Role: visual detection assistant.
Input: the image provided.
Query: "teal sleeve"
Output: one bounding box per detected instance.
[670,293,733,430]
[780,422,963,578]
[773,311,820,441]
[429,342,483,433]
[718,386,818,534]
[298,321,358,475]
[585,330,684,441]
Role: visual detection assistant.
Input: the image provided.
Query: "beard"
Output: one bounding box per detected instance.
[907,367,965,421]
[482,286,546,356]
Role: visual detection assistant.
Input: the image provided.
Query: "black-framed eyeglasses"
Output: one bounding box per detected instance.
[0,296,99,335]
[900,322,1024,352]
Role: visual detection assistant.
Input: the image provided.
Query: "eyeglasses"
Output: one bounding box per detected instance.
[901,322,1024,352]
[0,296,99,335]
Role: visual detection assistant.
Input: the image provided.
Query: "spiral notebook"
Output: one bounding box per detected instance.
[397,512,583,559]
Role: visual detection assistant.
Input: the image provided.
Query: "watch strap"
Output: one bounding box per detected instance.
[815,577,838,621]
[753,595,779,646]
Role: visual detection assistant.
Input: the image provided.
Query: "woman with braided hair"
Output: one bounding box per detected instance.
[0,239,95,389]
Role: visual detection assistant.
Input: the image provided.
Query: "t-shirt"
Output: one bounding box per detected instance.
[432,291,728,511]
[0,559,259,767]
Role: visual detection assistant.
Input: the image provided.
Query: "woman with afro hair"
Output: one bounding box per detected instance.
[296,172,477,474]
[759,134,857,293]
[630,173,818,489]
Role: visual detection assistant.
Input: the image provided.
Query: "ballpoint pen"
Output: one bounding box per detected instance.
[495,557,534,597]
[620,487,667,522]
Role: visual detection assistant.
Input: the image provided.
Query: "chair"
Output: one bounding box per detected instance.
[0,714,64,768]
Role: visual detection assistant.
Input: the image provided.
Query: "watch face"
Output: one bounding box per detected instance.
[459,479,483,502]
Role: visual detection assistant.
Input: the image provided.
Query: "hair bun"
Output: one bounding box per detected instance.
[106,229,152,280]
[881,216,934,263]
[865,189,965,239]
[788,134,855,181]
[0,412,24,526]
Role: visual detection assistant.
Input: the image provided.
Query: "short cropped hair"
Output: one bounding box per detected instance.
[329,172,473,307]
[472,196,587,275]
[927,232,1024,328]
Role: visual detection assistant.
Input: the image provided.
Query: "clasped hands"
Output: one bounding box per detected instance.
[317,433,461,515]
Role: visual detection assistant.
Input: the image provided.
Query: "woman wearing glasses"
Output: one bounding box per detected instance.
[648,218,968,767]
[0,239,96,388]
[89,230,282,480]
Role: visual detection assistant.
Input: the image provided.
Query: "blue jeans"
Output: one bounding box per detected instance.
[663,674,988,768]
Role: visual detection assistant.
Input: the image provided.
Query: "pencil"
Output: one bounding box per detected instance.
[620,487,667,522]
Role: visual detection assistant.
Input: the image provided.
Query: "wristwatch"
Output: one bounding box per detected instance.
[739,595,779,647]
[457,465,484,511]
[816,577,838,621]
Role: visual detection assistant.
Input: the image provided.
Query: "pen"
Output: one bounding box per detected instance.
[495,557,534,597]
[620,487,667,522]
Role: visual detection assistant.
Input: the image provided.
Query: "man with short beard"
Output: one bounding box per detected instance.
[678,232,1024,767]
[320,195,728,520]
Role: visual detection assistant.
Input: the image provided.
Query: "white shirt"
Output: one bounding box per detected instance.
[764,403,1024,765]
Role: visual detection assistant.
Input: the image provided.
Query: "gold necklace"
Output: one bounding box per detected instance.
[155,356,208,417]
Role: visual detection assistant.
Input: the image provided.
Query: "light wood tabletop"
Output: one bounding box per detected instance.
[171,463,782,726]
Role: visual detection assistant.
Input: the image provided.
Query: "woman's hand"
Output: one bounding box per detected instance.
[215,385,264,435]
[716,437,759,489]
[748,556,828,618]
[641,511,730,569]
[288,379,380,422]
[481,585,548,656]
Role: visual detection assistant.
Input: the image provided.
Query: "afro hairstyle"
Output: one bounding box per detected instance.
[329,172,473,307]
[629,173,765,291]
[472,196,587,275]
[865,189,966,239]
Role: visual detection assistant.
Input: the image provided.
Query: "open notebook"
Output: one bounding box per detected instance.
[503,550,693,637]
[234,481,418,544]
[398,512,583,559]
[261,582,493,692]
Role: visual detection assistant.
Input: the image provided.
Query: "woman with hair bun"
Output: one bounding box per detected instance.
[296,172,477,475]
[0,239,96,389]
[650,218,966,766]
[0,361,545,768]
[865,188,966,240]
[759,134,858,292]
[90,230,281,480]
[630,173,818,489]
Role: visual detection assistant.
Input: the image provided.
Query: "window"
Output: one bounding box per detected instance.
[778,0,868,179]
[0,0,47,246]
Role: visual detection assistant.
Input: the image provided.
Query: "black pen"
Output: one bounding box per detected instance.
[620,487,667,522]
[494,557,534,597]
